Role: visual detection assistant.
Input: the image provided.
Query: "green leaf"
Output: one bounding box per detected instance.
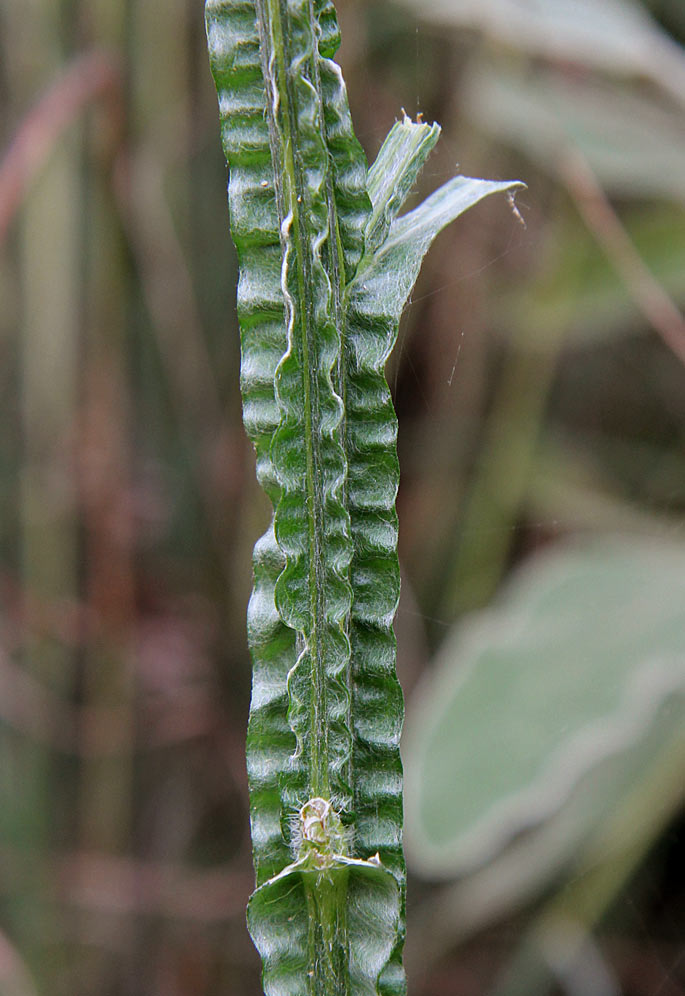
[206,2,405,990]
[365,114,441,252]
[206,1,521,992]
[404,537,685,891]
[345,145,521,928]
[248,853,401,996]
[350,175,523,326]
[206,0,294,888]
[260,0,363,813]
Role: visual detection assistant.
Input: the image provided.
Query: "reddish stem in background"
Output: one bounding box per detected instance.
[560,147,685,371]
[0,49,123,247]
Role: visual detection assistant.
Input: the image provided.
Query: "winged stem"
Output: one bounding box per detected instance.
[205,2,522,993]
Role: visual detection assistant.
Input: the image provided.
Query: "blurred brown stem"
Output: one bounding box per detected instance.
[60,852,252,922]
[0,50,122,248]
[560,147,685,370]
[0,929,37,996]
[112,141,248,593]
[0,646,219,755]
[0,846,252,923]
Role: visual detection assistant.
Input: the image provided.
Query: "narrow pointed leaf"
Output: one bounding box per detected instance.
[351,176,524,324]
[366,115,441,252]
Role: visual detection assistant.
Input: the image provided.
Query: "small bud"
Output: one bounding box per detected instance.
[297,797,347,866]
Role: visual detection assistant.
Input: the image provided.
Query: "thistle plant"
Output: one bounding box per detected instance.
[204,2,520,992]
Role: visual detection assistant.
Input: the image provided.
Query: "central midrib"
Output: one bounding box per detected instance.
[305,0,355,793]
[256,0,351,803]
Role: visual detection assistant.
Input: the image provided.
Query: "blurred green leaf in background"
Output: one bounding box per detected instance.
[404,539,685,989]
[1,0,684,994]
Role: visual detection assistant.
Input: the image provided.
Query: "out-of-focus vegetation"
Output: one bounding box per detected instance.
[0,1,683,995]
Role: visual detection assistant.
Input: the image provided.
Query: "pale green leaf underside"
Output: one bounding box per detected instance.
[365,115,441,252]
[205,1,520,992]
[404,537,685,882]
[351,176,523,324]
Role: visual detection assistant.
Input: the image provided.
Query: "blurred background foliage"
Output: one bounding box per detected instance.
[1,0,684,994]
